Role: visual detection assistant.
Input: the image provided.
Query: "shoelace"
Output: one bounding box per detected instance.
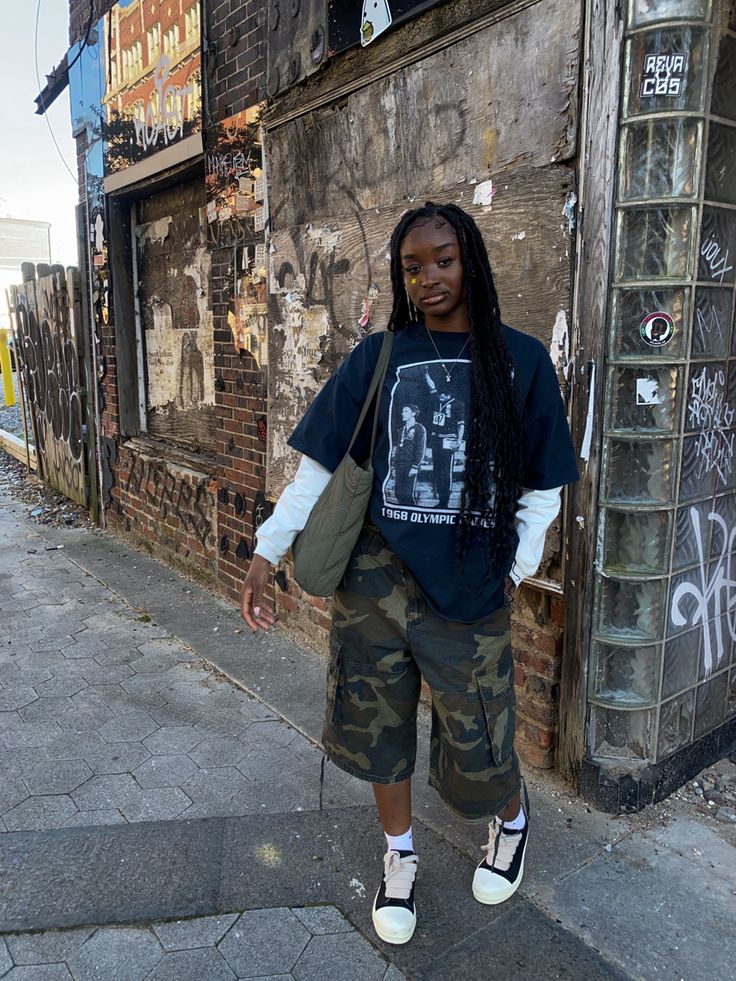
[481,817,521,872]
[382,851,418,900]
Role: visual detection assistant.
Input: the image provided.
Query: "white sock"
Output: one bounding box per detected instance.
[503,805,526,831]
[385,826,414,853]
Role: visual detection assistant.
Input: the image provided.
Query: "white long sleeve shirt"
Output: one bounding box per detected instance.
[254,455,561,587]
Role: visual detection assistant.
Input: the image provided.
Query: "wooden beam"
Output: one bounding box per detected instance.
[0,429,37,470]
[556,0,625,784]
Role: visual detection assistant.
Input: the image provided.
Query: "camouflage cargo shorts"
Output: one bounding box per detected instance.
[323,524,521,823]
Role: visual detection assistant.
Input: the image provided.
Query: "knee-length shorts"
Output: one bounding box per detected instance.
[322,524,521,823]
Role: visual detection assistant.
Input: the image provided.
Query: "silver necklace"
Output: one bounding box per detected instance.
[424,326,470,383]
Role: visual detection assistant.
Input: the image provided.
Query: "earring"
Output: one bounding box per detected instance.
[405,287,419,321]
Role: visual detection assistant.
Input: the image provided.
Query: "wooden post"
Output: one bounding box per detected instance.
[556,0,625,784]
[5,289,32,472]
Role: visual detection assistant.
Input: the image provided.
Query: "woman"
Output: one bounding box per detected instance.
[240,202,578,945]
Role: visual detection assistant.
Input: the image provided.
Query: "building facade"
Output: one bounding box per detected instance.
[57,0,736,810]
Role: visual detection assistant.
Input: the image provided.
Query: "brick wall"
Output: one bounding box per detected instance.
[69,0,116,46]
[205,0,266,119]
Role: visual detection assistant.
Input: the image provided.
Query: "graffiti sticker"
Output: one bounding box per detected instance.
[361,0,392,45]
[640,311,675,348]
[640,53,688,98]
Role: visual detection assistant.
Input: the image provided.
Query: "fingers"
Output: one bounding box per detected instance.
[240,577,277,633]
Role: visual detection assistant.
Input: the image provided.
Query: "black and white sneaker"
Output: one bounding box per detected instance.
[372,849,418,945]
[472,814,529,905]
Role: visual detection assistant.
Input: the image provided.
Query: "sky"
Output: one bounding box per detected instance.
[0,0,81,266]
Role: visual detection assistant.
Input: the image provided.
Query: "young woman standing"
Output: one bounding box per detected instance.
[241,202,578,945]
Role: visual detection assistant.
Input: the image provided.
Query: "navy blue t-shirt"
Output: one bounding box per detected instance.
[289,322,578,621]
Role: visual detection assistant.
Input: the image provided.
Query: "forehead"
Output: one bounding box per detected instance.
[400,218,458,255]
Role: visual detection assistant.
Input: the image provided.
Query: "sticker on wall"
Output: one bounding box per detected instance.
[636,377,666,406]
[235,538,251,561]
[640,311,675,348]
[361,1,393,46]
[252,491,273,548]
[256,416,268,443]
[640,53,688,98]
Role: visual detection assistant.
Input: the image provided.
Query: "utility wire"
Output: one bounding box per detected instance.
[34,0,89,184]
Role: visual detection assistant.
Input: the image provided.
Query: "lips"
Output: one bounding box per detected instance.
[421,291,448,305]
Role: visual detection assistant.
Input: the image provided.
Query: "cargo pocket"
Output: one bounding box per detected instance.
[326,633,345,724]
[477,676,516,767]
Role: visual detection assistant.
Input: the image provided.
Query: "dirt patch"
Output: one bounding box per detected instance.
[0,448,91,529]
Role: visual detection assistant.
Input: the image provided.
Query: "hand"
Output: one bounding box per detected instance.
[240,554,278,632]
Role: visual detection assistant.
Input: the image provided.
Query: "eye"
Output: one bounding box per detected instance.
[404,265,420,275]
[437,257,453,267]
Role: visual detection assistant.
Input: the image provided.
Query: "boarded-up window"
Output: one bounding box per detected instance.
[134,177,216,455]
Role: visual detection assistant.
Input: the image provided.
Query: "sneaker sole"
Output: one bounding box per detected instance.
[472,853,525,906]
[372,897,416,945]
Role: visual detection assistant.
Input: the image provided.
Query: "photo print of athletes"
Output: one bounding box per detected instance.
[383,358,470,512]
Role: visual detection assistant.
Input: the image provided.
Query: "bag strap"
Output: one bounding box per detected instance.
[346,330,394,455]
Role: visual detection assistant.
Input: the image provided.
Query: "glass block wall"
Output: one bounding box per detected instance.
[591,0,736,765]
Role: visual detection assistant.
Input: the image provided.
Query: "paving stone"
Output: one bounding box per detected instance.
[56,708,113,733]
[0,711,20,732]
[18,697,72,723]
[188,737,249,768]
[0,688,38,712]
[0,774,29,814]
[1,966,73,979]
[45,731,107,761]
[99,714,159,744]
[292,907,354,936]
[71,773,142,811]
[120,671,184,696]
[21,758,93,796]
[177,798,252,820]
[3,795,78,832]
[85,742,151,775]
[0,747,38,778]
[152,914,239,951]
[292,932,388,981]
[2,722,61,749]
[128,652,184,674]
[67,927,163,981]
[68,687,123,711]
[6,926,93,964]
[79,663,134,686]
[382,966,407,980]
[161,681,216,706]
[104,691,168,715]
[1,666,51,688]
[145,947,237,981]
[182,767,250,803]
[119,787,191,822]
[33,675,88,698]
[59,808,128,828]
[219,909,310,977]
[143,726,203,756]
[143,703,204,727]
[61,636,111,660]
[91,648,142,667]
[0,939,10,976]
[133,754,198,789]
[193,713,252,740]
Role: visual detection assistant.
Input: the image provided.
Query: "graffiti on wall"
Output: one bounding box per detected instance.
[11,269,88,506]
[204,107,264,247]
[687,365,735,486]
[670,506,736,677]
[125,450,216,550]
[267,208,387,496]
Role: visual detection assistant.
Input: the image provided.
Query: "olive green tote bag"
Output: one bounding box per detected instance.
[291,330,394,596]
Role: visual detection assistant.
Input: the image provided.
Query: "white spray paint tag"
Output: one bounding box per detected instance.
[361,1,392,46]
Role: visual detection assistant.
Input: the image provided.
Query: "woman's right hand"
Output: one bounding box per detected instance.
[240,554,277,633]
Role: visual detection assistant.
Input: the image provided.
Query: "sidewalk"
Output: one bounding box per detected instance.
[1,471,734,980]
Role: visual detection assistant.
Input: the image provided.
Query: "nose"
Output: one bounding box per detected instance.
[421,266,440,288]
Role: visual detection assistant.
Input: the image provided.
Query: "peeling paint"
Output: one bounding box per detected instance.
[138,216,173,246]
[563,192,577,234]
[512,231,526,241]
[580,362,596,463]
[550,309,570,380]
[472,179,496,209]
[305,224,342,251]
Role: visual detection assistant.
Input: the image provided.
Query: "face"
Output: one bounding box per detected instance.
[400,219,467,328]
[401,406,415,423]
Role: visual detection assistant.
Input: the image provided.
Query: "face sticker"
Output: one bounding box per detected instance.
[361,1,393,46]
[640,311,675,348]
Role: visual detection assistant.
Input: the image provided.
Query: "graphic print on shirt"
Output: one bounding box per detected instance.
[382,358,470,516]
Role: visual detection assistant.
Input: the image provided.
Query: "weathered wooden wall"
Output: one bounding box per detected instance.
[266,0,580,500]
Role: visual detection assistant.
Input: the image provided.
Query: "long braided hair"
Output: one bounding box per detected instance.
[387,202,523,581]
